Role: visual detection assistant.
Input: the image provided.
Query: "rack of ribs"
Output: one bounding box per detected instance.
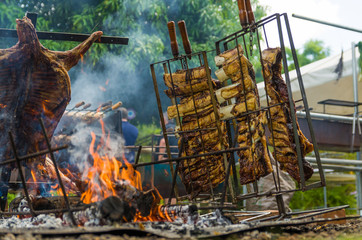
[261,47,314,182]
[164,66,227,197]
[215,45,273,185]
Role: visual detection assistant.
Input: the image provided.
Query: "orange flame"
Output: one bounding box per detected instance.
[81,118,142,204]
[0,103,6,109]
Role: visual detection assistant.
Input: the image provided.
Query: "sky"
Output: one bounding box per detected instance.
[258,0,362,55]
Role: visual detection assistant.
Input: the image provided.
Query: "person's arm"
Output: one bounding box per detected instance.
[158,138,166,161]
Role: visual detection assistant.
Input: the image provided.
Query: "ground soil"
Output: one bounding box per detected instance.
[0,219,361,240]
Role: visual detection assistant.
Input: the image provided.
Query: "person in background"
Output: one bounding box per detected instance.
[158,112,178,161]
[120,107,138,163]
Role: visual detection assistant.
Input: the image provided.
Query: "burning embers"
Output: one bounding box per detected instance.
[80,120,142,204]
[0,15,183,227]
[3,110,191,226]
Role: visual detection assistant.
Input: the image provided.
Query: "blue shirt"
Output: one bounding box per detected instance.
[122,121,138,163]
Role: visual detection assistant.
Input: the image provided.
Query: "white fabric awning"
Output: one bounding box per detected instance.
[258,48,361,116]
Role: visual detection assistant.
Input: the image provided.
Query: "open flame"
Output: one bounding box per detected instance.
[80,118,142,204]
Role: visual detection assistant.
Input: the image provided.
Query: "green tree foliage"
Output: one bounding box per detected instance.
[0,0,266,122]
[289,183,357,215]
[286,39,330,71]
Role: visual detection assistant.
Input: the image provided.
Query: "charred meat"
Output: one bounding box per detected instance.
[262,47,314,182]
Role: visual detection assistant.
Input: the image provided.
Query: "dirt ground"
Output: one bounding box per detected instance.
[0,219,362,240]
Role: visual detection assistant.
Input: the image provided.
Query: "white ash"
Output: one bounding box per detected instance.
[195,209,232,227]
[63,204,105,227]
[17,199,30,213]
[0,214,64,229]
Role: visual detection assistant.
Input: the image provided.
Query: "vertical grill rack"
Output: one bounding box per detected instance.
[149,50,243,206]
[148,13,326,217]
[0,118,79,225]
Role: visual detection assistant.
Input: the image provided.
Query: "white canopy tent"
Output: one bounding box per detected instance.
[258,47,361,116]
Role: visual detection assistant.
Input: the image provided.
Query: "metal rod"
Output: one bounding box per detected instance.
[184,54,214,199]
[0,145,68,166]
[150,63,178,199]
[2,205,94,216]
[292,14,362,34]
[310,163,362,172]
[0,29,129,45]
[283,13,325,187]
[134,147,248,168]
[8,132,36,217]
[133,146,142,172]
[292,205,349,220]
[226,120,240,196]
[255,27,281,192]
[277,14,306,190]
[38,118,77,226]
[203,51,227,200]
[168,138,184,204]
[306,157,362,166]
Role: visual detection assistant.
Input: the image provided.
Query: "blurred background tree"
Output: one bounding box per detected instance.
[286,39,331,71]
[0,0,268,123]
[0,1,330,124]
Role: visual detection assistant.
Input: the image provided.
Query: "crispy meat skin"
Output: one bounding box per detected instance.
[164,78,221,98]
[163,66,209,84]
[237,112,273,184]
[218,46,273,185]
[222,54,256,89]
[180,107,217,131]
[0,17,102,168]
[167,91,212,119]
[164,66,226,196]
[262,47,314,182]
[178,112,227,195]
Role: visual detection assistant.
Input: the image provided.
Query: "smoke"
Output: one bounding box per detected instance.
[68,54,142,110]
[61,120,125,180]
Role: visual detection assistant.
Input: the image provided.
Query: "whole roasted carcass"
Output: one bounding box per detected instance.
[262,48,314,182]
[215,45,273,185]
[0,16,102,198]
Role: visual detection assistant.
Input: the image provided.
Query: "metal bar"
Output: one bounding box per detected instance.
[356,171,362,215]
[0,29,129,45]
[283,13,325,187]
[184,54,214,199]
[168,138,184,204]
[232,34,259,196]
[202,51,229,201]
[0,145,68,166]
[215,13,279,45]
[162,63,181,128]
[38,118,77,226]
[292,14,362,34]
[310,163,362,172]
[226,120,240,196]
[306,157,362,166]
[297,111,362,123]
[255,27,281,193]
[150,63,178,199]
[134,147,248,168]
[1,205,94,216]
[304,181,324,191]
[292,205,349,220]
[277,14,305,190]
[8,132,36,217]
[133,146,142,172]
[352,43,361,137]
